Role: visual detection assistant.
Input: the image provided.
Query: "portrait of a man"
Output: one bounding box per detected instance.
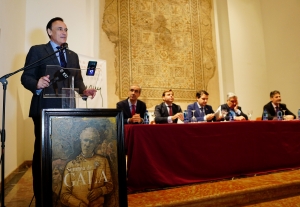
[60,127,113,207]
[49,116,121,207]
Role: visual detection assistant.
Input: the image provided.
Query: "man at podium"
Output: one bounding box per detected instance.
[21,17,97,206]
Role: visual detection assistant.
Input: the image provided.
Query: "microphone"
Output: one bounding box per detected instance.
[2,43,69,80]
[60,43,68,50]
[49,68,70,86]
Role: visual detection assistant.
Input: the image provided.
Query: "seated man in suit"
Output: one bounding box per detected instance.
[116,85,147,124]
[187,90,215,122]
[154,89,184,123]
[262,90,296,120]
[215,92,248,121]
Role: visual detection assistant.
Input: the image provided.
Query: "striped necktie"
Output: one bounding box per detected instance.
[56,46,67,68]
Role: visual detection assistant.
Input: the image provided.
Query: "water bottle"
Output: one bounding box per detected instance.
[298,109,300,120]
[277,111,282,121]
[144,110,149,124]
[183,110,189,123]
[229,111,234,121]
[263,110,268,120]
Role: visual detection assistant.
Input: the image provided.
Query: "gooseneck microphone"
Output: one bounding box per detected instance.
[60,42,68,50]
[2,42,69,80]
[48,68,70,86]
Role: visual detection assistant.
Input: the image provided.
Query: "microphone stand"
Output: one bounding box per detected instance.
[0,44,67,207]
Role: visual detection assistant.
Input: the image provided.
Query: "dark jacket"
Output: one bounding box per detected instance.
[187,102,216,122]
[116,98,147,124]
[219,104,248,121]
[262,102,296,120]
[21,42,86,117]
[154,102,182,123]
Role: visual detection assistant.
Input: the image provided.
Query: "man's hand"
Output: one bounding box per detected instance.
[234,116,245,121]
[172,113,184,121]
[87,188,102,202]
[130,114,142,123]
[83,89,97,99]
[284,115,294,120]
[36,75,50,89]
[206,113,215,121]
[234,101,239,111]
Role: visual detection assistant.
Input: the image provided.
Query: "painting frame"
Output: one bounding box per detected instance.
[41,108,127,207]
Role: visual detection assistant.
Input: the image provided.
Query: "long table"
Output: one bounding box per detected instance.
[125,121,300,192]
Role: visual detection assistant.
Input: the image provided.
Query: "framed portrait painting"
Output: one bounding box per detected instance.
[41,109,127,207]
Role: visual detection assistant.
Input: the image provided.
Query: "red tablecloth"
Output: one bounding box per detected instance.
[125,121,300,192]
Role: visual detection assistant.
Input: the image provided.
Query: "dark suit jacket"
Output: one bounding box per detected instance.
[21,42,86,117]
[262,102,296,120]
[116,98,147,124]
[187,102,215,122]
[154,102,182,123]
[220,104,248,121]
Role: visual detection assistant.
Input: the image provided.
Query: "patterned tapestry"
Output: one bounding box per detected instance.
[102,0,216,106]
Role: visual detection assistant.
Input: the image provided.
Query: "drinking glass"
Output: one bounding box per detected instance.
[221,109,228,122]
[282,110,286,120]
[247,110,253,120]
[151,111,155,118]
[191,110,197,123]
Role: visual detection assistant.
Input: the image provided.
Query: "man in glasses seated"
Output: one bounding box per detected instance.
[116,84,147,124]
[215,92,248,121]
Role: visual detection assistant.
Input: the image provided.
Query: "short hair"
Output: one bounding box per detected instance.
[162,89,173,97]
[270,90,280,98]
[196,90,209,98]
[79,127,100,144]
[227,92,237,100]
[129,85,142,93]
[46,17,64,38]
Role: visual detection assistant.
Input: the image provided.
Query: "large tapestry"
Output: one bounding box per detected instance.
[103,0,216,106]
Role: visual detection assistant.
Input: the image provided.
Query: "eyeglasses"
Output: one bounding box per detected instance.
[55,27,68,32]
[130,89,140,93]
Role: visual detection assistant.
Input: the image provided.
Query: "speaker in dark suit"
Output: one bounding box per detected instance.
[262,90,296,120]
[116,85,147,124]
[21,17,96,206]
[187,90,216,122]
[21,42,86,117]
[154,89,183,123]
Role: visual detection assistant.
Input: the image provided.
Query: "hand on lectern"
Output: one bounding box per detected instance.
[83,88,97,99]
[37,75,50,89]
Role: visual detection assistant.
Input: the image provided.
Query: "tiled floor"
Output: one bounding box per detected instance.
[3,166,300,207]
[3,166,35,207]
